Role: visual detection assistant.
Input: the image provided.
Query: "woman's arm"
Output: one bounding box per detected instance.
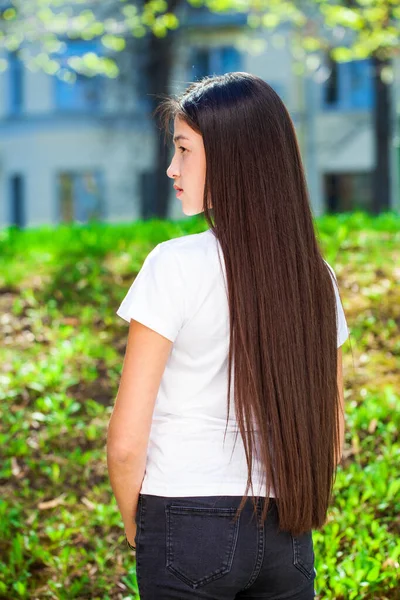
[107,319,173,544]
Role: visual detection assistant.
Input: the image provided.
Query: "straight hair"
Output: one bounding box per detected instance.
[154,72,343,537]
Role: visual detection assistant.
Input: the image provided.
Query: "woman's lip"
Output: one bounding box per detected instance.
[176,189,183,197]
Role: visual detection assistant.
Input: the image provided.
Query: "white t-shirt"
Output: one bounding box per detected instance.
[116,229,349,497]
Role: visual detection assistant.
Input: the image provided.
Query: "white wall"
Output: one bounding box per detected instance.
[0,124,154,227]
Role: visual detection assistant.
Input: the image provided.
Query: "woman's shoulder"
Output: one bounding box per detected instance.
[159,229,214,253]
[156,230,217,265]
[152,230,220,288]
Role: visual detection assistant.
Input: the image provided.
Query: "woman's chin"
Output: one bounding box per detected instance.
[181,205,205,216]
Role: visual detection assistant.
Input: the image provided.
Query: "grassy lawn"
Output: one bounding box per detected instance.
[0,211,399,599]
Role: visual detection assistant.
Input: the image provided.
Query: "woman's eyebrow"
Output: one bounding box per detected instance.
[173,134,190,143]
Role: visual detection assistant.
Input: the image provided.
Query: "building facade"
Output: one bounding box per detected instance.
[0,4,399,229]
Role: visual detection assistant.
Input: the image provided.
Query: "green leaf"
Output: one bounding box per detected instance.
[101,35,126,52]
[262,13,280,28]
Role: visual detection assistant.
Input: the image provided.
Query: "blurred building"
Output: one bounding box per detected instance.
[0,3,399,228]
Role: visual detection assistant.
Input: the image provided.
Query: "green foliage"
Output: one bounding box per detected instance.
[0,1,398,77]
[0,211,399,598]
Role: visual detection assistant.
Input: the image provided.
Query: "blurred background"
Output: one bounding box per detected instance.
[0,2,399,600]
[0,0,399,227]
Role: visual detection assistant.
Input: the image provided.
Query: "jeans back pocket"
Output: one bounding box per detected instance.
[291,531,315,579]
[165,504,240,589]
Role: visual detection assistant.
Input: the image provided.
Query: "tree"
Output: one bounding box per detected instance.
[138,0,183,218]
[1,0,399,217]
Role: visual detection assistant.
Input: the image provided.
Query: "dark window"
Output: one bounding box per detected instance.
[324,55,338,105]
[9,174,25,227]
[189,45,242,81]
[8,50,24,114]
[323,56,374,111]
[190,48,210,81]
[324,172,373,213]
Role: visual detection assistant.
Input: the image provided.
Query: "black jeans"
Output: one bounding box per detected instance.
[134,494,316,599]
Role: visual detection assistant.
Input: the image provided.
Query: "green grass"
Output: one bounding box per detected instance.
[0,210,399,599]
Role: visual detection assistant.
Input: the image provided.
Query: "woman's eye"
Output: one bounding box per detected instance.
[178,146,186,153]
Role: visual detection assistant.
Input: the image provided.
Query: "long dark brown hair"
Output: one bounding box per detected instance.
[154,72,343,537]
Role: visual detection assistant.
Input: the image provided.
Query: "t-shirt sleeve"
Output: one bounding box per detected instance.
[116,243,185,343]
[324,260,349,348]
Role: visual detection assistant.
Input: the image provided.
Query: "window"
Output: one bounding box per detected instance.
[190,48,209,81]
[348,59,374,109]
[189,45,242,81]
[324,172,373,212]
[52,39,104,112]
[322,57,374,111]
[9,174,25,227]
[215,46,242,74]
[57,171,105,223]
[8,50,24,114]
[324,55,338,105]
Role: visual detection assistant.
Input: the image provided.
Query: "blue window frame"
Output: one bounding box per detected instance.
[52,39,104,112]
[189,45,242,81]
[8,50,24,114]
[322,57,374,111]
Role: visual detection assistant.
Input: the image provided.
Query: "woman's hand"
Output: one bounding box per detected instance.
[125,522,137,549]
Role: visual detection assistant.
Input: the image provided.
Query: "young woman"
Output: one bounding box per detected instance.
[107,72,349,600]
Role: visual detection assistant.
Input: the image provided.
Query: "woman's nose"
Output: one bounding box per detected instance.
[166,157,179,179]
